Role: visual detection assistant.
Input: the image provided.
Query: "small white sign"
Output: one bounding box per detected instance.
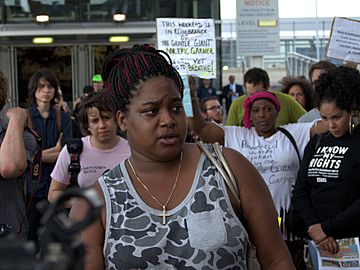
[156,18,216,78]
[236,0,280,56]
[327,17,360,63]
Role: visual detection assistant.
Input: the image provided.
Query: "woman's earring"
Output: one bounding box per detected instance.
[349,114,355,135]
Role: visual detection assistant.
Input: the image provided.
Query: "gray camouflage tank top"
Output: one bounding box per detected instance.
[99,146,249,269]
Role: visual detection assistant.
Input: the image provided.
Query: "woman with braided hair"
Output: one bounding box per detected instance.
[292,66,360,269]
[70,44,294,269]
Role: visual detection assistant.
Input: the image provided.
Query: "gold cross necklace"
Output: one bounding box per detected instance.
[127,151,184,225]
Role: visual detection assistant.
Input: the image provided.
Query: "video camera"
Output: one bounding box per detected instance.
[0,187,102,270]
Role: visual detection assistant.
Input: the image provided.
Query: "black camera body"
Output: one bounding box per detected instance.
[0,188,102,270]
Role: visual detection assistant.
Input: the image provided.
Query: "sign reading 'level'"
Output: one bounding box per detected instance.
[236,0,280,56]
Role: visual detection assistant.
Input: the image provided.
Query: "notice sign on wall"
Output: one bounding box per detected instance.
[327,17,360,64]
[156,18,216,78]
[236,0,280,56]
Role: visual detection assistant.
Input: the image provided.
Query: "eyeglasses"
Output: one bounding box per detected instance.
[205,105,222,111]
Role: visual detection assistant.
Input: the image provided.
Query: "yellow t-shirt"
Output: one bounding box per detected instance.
[225,91,306,127]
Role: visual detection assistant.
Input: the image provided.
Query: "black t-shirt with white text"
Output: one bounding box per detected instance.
[293,125,360,239]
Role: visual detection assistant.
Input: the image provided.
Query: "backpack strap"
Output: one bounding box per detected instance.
[277,127,301,164]
[26,109,34,131]
[5,112,43,184]
[55,109,62,136]
[196,141,259,266]
[0,129,5,144]
[26,127,43,182]
[67,138,83,187]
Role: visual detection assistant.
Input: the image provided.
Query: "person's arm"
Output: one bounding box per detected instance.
[292,138,321,230]
[318,236,339,254]
[73,97,81,110]
[223,147,295,269]
[188,94,225,144]
[70,183,105,270]
[0,108,29,178]
[43,112,74,163]
[307,223,327,243]
[48,179,68,203]
[42,133,63,163]
[187,77,225,144]
[321,198,360,239]
[48,143,74,203]
[292,133,352,244]
[236,84,244,96]
[310,119,328,137]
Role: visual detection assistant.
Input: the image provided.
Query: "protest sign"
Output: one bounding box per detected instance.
[156,18,216,79]
[327,17,360,63]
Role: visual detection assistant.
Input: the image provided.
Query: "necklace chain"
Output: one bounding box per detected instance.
[127,152,184,224]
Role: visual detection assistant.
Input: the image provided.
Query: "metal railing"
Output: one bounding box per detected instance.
[286,52,318,78]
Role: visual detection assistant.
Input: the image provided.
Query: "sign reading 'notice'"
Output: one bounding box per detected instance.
[236,0,280,56]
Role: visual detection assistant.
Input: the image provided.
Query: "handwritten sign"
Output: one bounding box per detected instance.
[156,18,216,78]
[327,17,360,63]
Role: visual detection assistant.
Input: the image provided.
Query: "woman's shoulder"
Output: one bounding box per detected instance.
[81,135,90,145]
[224,125,256,140]
[224,125,249,133]
[118,136,130,147]
[279,122,313,133]
[194,141,248,164]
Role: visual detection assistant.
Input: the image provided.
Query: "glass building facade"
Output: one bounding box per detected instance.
[0,0,221,106]
[1,1,357,106]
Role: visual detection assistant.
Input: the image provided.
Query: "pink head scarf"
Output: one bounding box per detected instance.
[243,91,281,128]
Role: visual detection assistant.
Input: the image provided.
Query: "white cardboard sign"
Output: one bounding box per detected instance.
[327,17,360,63]
[156,18,216,78]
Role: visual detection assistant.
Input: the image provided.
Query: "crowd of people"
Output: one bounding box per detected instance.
[0,43,360,270]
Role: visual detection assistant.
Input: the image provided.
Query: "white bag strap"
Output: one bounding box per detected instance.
[197,141,259,259]
[196,141,240,207]
[212,142,239,194]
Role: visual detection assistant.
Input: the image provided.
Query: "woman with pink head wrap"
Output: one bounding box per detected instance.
[189,81,327,269]
[243,91,281,129]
